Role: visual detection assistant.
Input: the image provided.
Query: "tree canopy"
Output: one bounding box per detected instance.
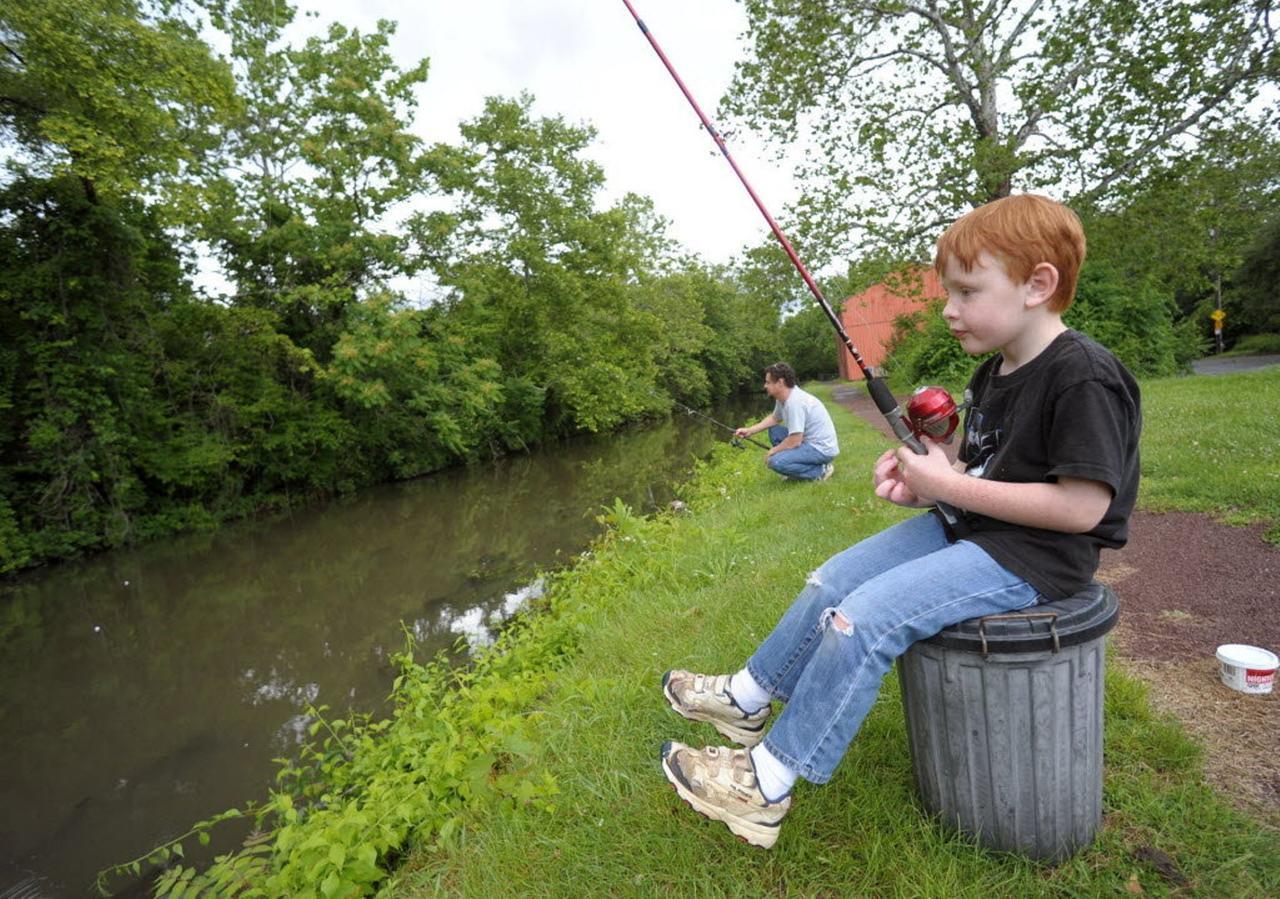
[725,0,1279,258]
[0,3,786,574]
[0,0,237,202]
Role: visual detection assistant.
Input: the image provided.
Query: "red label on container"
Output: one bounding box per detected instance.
[1245,668,1275,684]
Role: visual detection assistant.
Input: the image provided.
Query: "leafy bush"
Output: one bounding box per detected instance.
[1229,214,1280,335]
[1226,333,1280,355]
[881,263,1198,389]
[880,301,977,391]
[1064,264,1196,376]
[780,304,841,381]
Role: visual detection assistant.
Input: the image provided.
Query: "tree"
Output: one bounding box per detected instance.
[780,304,841,380]
[0,0,237,570]
[420,95,672,434]
[201,0,431,356]
[1231,214,1280,336]
[1080,122,1280,317]
[0,0,235,204]
[725,0,1279,258]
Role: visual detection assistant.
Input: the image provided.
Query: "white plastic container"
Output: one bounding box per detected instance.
[1215,644,1279,694]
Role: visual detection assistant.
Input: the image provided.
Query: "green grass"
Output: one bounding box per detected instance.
[390,382,1280,898]
[1140,366,1280,542]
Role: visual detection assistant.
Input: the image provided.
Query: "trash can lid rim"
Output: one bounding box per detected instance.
[921,582,1119,653]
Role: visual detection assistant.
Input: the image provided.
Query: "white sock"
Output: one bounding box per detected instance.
[750,744,797,802]
[728,668,770,714]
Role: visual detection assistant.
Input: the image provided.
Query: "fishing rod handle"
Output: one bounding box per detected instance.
[866,377,927,454]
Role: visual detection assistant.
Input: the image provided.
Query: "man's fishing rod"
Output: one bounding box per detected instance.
[619,1,959,456]
[670,397,770,450]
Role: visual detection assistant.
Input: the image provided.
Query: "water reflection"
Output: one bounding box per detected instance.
[0,395,763,895]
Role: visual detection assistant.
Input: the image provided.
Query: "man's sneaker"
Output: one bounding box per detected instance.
[662,670,770,747]
[660,741,790,848]
[819,462,834,481]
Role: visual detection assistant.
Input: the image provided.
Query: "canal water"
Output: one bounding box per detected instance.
[0,395,763,896]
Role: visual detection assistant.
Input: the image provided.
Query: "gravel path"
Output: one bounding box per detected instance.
[1192,354,1280,375]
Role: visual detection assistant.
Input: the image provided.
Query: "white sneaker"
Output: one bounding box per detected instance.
[662,670,771,747]
[660,741,791,848]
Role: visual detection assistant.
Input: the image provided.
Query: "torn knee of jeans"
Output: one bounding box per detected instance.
[822,607,854,636]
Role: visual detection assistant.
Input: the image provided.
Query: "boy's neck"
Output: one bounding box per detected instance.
[997,316,1068,375]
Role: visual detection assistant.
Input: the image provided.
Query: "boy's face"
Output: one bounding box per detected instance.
[939,252,1033,356]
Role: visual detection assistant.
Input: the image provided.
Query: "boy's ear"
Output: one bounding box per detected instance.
[1024,262,1059,309]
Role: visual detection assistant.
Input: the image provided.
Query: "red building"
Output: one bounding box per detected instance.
[836,268,945,378]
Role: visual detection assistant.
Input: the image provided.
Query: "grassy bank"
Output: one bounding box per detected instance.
[1140,366,1280,542]
[390,378,1279,897]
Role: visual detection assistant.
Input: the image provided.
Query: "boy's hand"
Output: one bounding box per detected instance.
[873,448,927,507]
[892,439,955,503]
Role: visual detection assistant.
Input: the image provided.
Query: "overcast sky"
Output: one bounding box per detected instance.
[299,0,797,266]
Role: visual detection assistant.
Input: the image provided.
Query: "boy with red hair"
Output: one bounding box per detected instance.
[660,194,1141,848]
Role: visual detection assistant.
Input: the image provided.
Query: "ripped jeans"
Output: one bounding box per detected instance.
[745,513,1039,785]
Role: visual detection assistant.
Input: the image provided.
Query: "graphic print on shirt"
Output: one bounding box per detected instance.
[964,406,1004,479]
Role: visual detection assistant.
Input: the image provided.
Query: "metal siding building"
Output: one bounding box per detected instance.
[837,269,946,378]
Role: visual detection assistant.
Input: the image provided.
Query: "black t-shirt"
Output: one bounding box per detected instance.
[941,329,1142,600]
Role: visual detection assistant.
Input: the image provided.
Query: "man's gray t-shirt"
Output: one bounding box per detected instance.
[772,386,839,458]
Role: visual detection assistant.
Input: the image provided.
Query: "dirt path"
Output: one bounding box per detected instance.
[830,384,1280,826]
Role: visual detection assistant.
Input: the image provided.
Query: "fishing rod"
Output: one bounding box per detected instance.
[670,397,770,450]
[619,1,960,455]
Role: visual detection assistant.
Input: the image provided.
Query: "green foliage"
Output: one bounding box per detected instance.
[202,1,431,357]
[0,175,188,567]
[880,301,978,392]
[0,0,237,203]
[633,258,783,405]
[1225,333,1280,356]
[1081,123,1280,351]
[421,95,757,435]
[421,95,654,433]
[1230,213,1280,336]
[322,294,513,473]
[880,264,1198,391]
[1063,265,1197,377]
[780,304,839,381]
[725,0,1278,259]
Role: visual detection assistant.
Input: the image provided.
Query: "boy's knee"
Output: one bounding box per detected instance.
[823,608,855,636]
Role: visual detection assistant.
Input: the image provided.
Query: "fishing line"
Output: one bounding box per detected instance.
[618,0,934,457]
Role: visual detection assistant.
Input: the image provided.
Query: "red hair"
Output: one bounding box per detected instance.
[934,194,1087,312]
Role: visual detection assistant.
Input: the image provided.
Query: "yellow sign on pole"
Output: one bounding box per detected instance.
[1210,309,1226,323]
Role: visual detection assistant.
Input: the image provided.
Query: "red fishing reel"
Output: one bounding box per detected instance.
[906,386,961,443]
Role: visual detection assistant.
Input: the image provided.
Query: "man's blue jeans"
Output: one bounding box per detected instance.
[745,513,1039,784]
[766,425,834,480]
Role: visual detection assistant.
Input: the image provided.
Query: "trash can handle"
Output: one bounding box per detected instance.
[977,611,1060,656]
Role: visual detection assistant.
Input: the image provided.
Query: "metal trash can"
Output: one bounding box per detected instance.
[898,583,1119,862]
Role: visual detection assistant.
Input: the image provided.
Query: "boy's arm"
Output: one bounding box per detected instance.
[895,441,1112,533]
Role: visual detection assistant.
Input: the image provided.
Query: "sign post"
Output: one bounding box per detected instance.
[1210,308,1226,354]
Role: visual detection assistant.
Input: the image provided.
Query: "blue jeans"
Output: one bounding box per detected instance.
[766,425,834,481]
[745,513,1039,784]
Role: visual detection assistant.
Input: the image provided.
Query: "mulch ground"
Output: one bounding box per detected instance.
[831,385,1280,828]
